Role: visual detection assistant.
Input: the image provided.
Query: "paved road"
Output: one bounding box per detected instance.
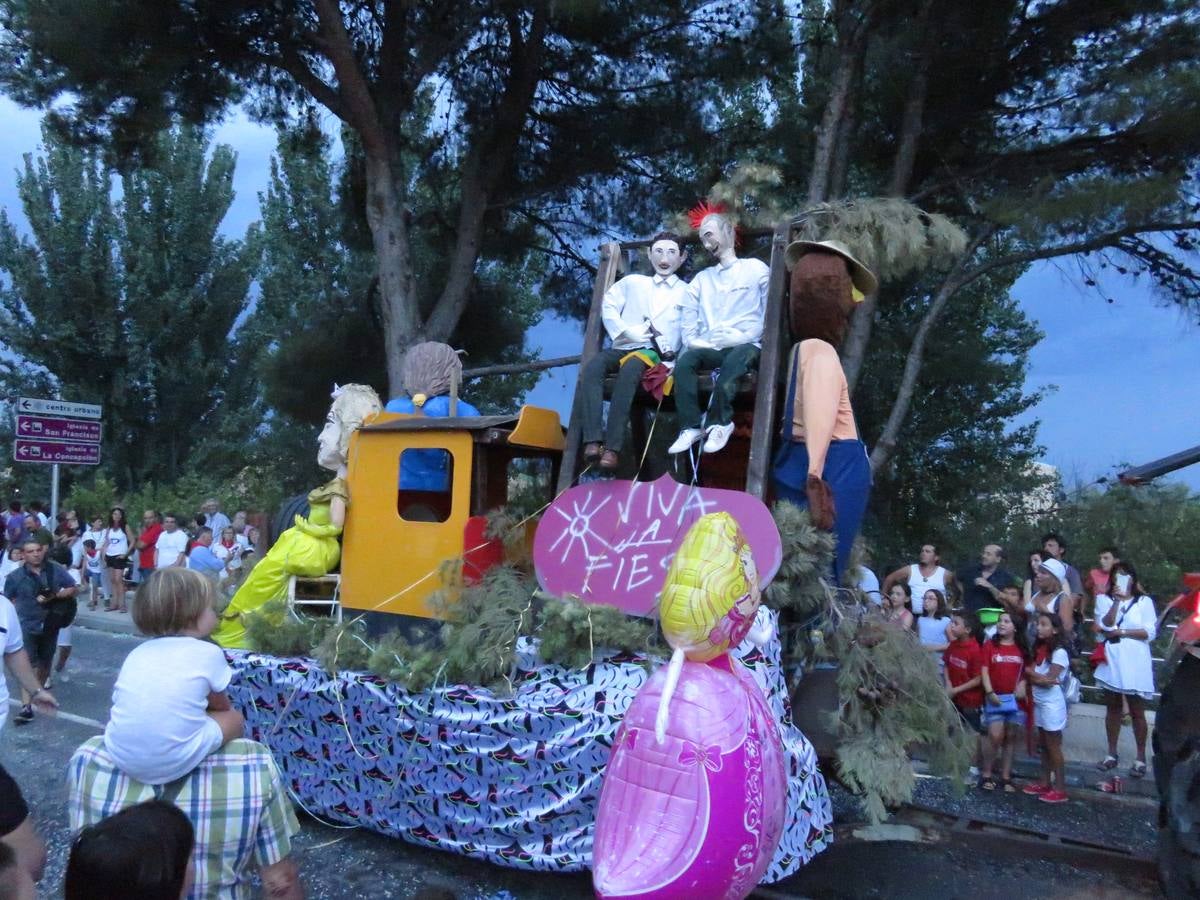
[2,627,1163,899]
[1,627,592,899]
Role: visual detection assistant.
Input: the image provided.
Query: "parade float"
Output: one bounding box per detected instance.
[222,209,973,894]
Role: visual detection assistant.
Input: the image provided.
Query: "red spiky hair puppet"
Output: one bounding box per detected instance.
[687,199,741,249]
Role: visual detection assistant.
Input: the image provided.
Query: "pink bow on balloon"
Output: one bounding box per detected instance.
[678,742,723,772]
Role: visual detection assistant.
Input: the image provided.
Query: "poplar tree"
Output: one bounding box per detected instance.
[0,125,255,487]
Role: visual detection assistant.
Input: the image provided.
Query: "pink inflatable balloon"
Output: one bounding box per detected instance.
[593,654,786,899]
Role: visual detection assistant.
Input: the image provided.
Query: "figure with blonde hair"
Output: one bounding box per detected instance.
[213,384,382,648]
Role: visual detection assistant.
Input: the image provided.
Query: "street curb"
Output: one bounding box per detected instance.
[73,608,141,637]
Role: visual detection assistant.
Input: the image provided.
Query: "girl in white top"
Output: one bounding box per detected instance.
[917,589,952,673]
[1023,611,1071,803]
[1093,561,1156,778]
[1027,558,1075,642]
[212,526,243,570]
[104,568,244,784]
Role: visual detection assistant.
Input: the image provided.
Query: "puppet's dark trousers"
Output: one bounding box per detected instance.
[673,344,760,429]
[579,349,650,454]
[772,438,871,583]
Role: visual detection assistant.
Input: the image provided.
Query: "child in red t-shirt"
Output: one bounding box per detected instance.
[944,611,985,782]
[978,611,1028,792]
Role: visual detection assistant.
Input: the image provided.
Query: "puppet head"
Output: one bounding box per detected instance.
[785,239,877,346]
[317,383,382,471]
[646,231,687,278]
[688,200,738,262]
[401,342,463,407]
[658,512,762,662]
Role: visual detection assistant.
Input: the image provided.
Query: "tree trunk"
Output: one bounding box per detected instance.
[842,0,937,394]
[886,0,936,198]
[363,153,419,394]
[807,3,874,204]
[867,228,990,473]
[827,50,864,199]
[867,271,964,473]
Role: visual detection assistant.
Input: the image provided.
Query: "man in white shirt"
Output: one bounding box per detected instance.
[2,592,58,887]
[579,232,688,471]
[202,499,230,537]
[153,514,190,569]
[668,210,768,455]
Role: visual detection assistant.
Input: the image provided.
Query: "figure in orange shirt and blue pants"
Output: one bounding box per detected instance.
[772,240,877,581]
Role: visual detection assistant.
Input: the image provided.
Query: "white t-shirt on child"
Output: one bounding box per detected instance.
[0,596,24,733]
[104,636,232,784]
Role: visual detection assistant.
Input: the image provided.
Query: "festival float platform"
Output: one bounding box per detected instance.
[227,609,832,882]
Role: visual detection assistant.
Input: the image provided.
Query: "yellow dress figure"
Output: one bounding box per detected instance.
[213,384,381,649]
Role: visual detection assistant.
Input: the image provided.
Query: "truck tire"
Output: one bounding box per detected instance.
[271,493,311,546]
[1156,654,1200,897]
[1160,741,1200,897]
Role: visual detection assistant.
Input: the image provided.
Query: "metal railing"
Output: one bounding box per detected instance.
[1077,616,1169,700]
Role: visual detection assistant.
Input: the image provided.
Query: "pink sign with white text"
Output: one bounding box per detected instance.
[533,475,781,617]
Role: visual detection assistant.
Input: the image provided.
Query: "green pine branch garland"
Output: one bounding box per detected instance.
[243,500,970,824]
[829,613,973,823]
[535,596,659,669]
[243,563,660,693]
[764,501,837,620]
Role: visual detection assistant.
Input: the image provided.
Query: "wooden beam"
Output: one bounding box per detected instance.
[745,223,790,500]
[557,241,621,494]
[461,355,581,380]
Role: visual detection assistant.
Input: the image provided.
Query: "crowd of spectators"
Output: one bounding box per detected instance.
[863,533,1160,801]
[1,498,259,614]
[1,500,302,898]
[0,498,260,721]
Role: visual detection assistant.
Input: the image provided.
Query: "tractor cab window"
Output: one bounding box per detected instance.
[506,456,555,517]
[397,448,454,522]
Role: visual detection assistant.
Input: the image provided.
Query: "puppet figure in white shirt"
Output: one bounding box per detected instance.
[668,206,768,456]
[579,231,688,472]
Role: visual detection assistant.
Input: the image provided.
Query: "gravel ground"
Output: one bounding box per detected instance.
[769,838,1160,899]
[826,776,1159,858]
[783,777,1163,898]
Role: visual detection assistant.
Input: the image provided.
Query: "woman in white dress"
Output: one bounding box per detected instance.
[1093,561,1156,779]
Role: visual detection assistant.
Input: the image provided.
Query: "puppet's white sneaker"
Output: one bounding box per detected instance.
[702,422,734,453]
[668,428,705,454]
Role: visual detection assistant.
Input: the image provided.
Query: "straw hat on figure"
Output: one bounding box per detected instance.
[772,239,877,581]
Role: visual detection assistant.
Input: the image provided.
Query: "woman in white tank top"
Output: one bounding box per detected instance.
[102,507,135,614]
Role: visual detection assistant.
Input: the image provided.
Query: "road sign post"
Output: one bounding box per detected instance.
[13,398,104,520]
[13,439,102,465]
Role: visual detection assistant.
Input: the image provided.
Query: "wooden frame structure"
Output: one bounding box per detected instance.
[556,223,792,500]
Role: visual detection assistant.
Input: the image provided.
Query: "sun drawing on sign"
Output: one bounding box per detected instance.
[548,491,613,564]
